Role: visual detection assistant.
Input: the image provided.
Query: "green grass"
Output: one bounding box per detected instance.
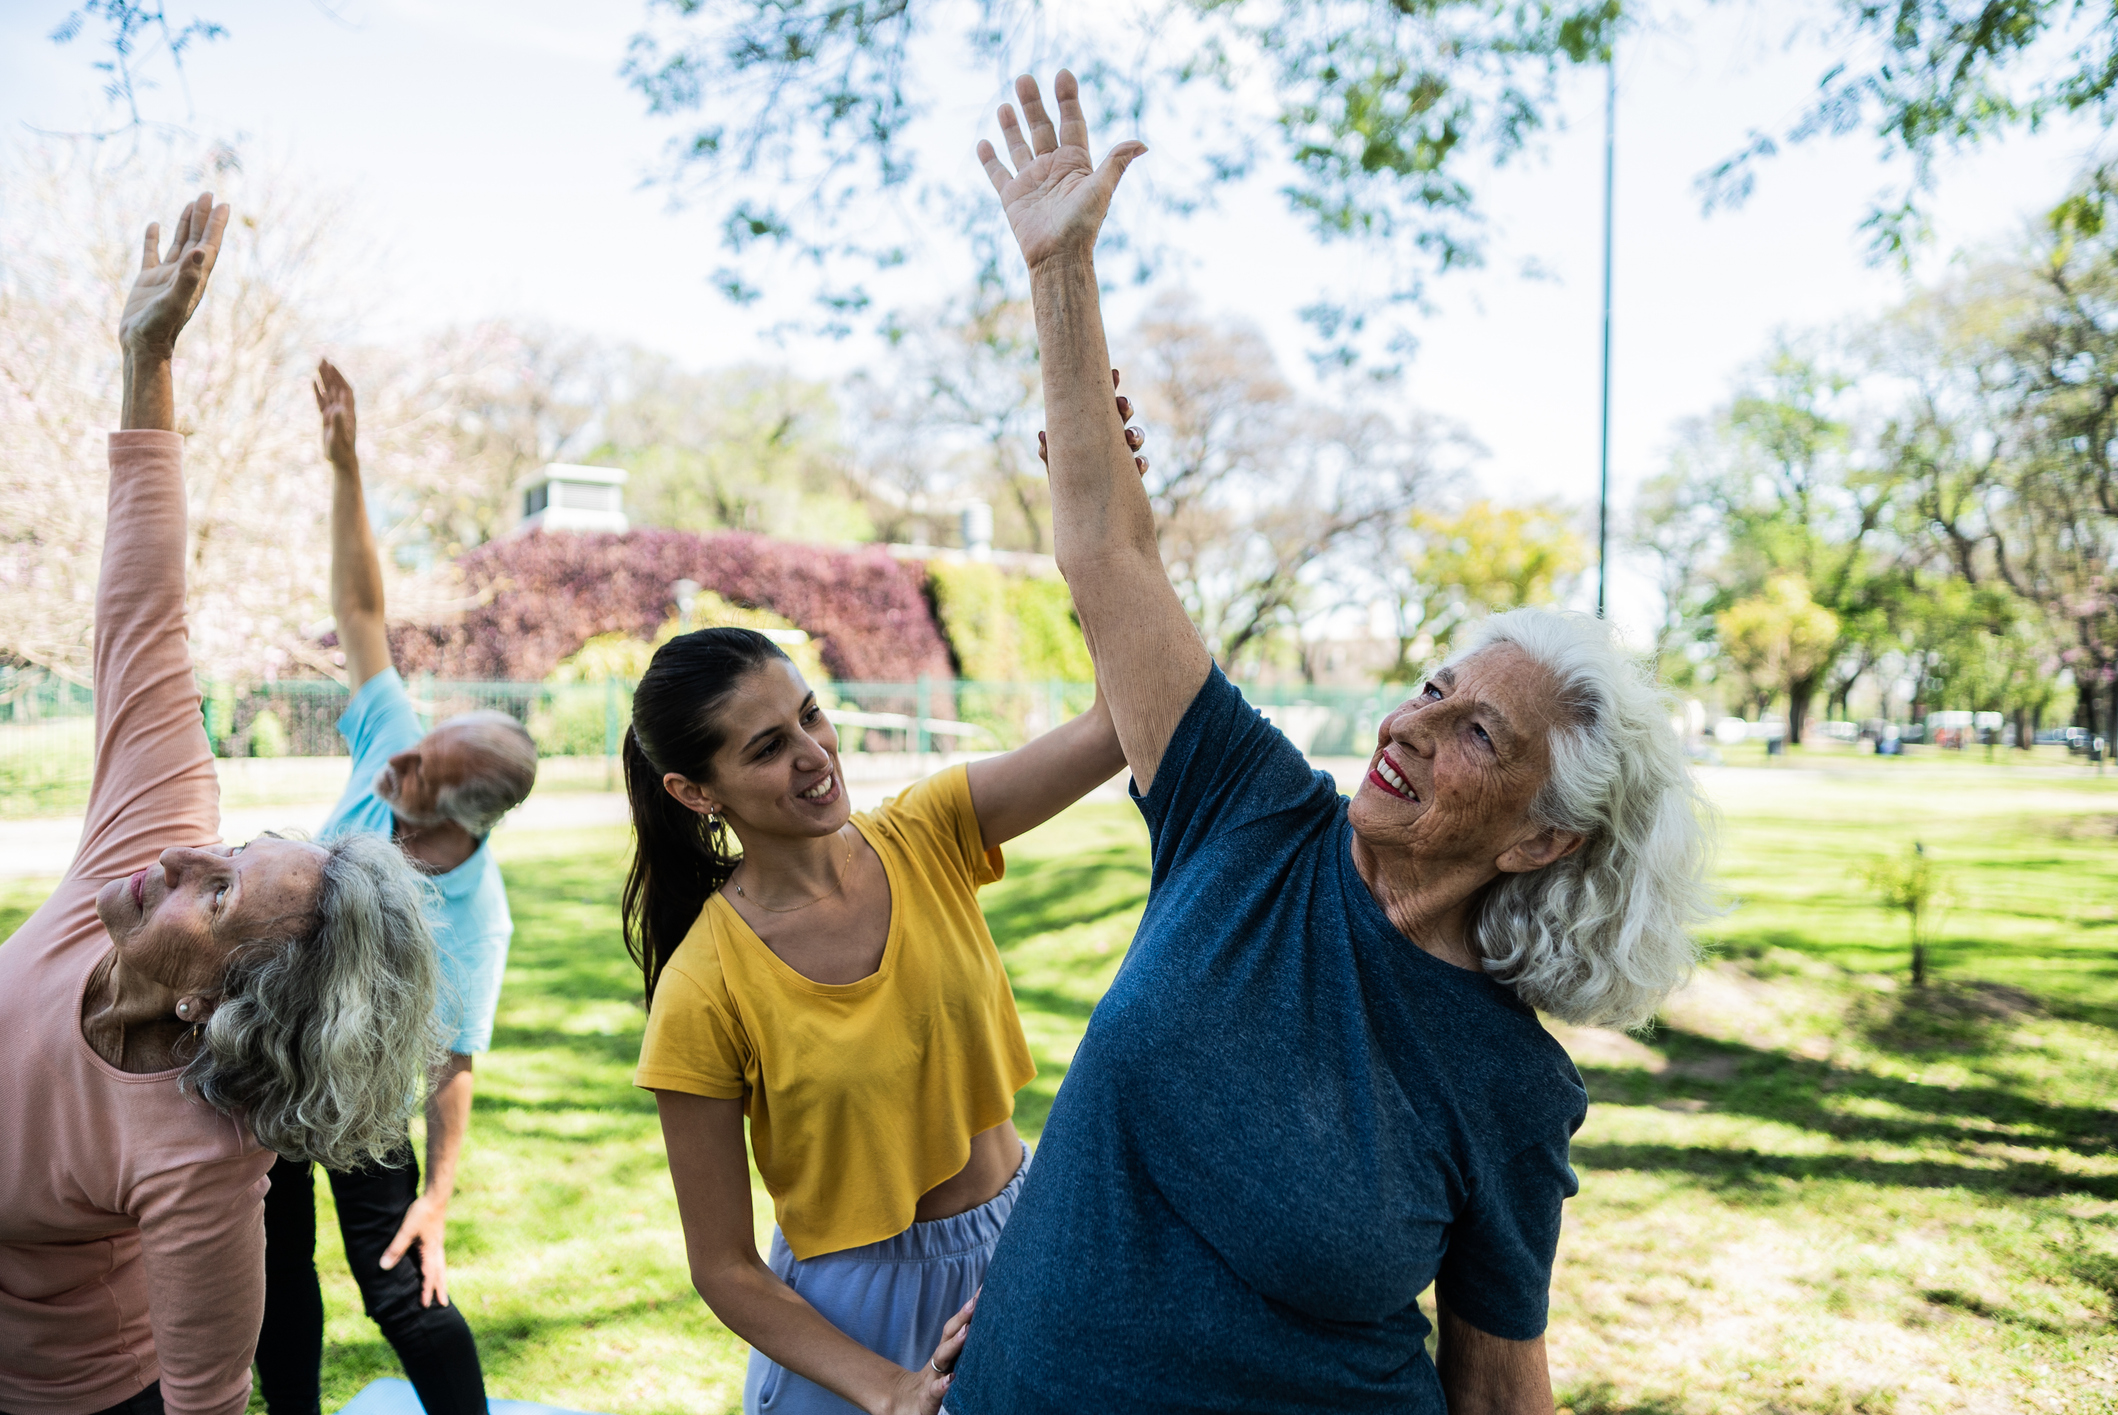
[7,757,2118,1413]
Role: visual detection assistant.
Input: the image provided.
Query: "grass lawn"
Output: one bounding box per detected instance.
[4,750,2117,1412]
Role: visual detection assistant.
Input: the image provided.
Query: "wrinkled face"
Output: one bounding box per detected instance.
[373,721,485,826]
[687,659,851,840]
[93,838,328,997]
[1347,643,1572,877]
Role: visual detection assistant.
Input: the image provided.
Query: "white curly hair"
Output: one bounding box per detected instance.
[1450,608,1717,1031]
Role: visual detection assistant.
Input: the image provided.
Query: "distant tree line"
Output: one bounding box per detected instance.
[1635,166,2118,747]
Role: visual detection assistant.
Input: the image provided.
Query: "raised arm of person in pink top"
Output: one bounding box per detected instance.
[67,192,230,886]
[82,193,276,1415]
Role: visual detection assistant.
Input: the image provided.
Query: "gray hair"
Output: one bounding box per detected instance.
[182,831,442,1170]
[433,710,538,837]
[1452,608,1717,1032]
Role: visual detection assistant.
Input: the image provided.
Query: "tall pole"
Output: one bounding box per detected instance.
[1596,50,1616,619]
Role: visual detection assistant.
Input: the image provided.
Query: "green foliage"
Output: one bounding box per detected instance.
[1009,576,1095,683]
[601,365,873,543]
[246,708,288,759]
[1384,500,1585,678]
[927,563,1092,684]
[623,0,1623,354]
[1704,0,2118,260]
[1716,575,1841,717]
[1860,841,1952,986]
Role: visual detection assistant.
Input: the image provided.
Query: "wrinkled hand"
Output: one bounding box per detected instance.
[379,1192,450,1308]
[977,71,1145,272]
[881,1293,976,1415]
[1040,368,1147,477]
[313,358,358,468]
[120,192,229,359]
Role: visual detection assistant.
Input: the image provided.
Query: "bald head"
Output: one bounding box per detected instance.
[427,711,538,836]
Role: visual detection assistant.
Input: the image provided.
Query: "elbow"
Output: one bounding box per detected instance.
[688,1249,766,1315]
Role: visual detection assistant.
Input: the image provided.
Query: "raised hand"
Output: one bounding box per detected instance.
[1040,368,1147,476]
[119,192,230,360]
[313,359,359,470]
[977,70,1145,272]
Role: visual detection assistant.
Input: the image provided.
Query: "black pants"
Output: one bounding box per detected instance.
[257,1150,487,1415]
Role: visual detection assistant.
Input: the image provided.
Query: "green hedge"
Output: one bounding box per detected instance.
[927,563,1092,685]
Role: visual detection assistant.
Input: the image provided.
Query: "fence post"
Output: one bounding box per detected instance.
[916,674,931,757]
[604,676,620,792]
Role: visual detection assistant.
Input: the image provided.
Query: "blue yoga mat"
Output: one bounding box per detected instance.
[336,1377,609,1415]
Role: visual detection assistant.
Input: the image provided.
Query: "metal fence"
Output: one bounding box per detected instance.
[0,665,1398,818]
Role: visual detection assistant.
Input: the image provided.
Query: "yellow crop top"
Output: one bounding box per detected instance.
[633,764,1037,1259]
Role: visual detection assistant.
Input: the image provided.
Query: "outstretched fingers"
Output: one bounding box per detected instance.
[976,139,1015,197]
[140,221,161,272]
[193,198,230,273]
[1055,69,1090,151]
[1015,74,1059,155]
[997,103,1034,172]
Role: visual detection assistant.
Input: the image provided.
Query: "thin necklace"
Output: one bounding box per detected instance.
[733,827,855,914]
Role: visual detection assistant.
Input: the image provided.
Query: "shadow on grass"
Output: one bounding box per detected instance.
[1571,1139,2118,1200]
[983,845,1148,949]
[1579,1011,2118,1198]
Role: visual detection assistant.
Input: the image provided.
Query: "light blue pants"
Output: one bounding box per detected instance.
[744,1146,1029,1415]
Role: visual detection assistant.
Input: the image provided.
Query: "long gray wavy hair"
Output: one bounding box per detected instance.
[1454,608,1717,1032]
[182,831,441,1170]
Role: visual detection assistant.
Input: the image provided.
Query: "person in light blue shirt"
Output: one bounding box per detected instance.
[254,359,539,1415]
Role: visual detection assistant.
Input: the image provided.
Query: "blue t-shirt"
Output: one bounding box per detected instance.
[321,669,513,1055]
[949,668,1587,1413]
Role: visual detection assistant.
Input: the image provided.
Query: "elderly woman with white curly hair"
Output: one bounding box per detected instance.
[0,194,440,1415]
[934,75,1717,1415]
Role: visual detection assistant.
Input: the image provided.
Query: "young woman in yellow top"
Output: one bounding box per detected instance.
[623,621,1126,1415]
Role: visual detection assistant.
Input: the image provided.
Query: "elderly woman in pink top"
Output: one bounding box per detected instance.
[0,195,443,1415]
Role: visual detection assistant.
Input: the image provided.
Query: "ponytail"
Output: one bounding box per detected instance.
[620,627,789,1004]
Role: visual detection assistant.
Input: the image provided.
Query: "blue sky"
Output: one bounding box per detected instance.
[6,0,2107,639]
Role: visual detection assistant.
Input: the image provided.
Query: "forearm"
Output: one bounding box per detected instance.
[966,691,1125,846]
[121,351,175,432]
[423,1054,474,1206]
[1435,1300,1554,1415]
[1028,256,1158,570]
[696,1258,910,1413]
[330,455,391,685]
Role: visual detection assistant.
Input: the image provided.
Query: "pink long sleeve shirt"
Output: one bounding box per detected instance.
[0,432,273,1415]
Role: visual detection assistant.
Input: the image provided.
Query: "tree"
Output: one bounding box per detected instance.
[600,354,874,543]
[1124,293,1442,667]
[1380,500,1586,679]
[1716,575,1842,736]
[0,136,459,686]
[622,0,1623,353]
[1645,341,1899,741]
[852,290,1050,551]
[1706,1,2118,259]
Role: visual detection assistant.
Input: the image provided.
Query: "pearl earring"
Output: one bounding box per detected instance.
[177,1002,189,1019]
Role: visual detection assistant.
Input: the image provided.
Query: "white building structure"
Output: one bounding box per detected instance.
[519,464,628,534]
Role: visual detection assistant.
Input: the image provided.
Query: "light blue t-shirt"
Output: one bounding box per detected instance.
[322,669,512,1055]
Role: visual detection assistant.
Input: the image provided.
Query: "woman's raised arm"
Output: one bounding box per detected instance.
[979,72,1210,794]
[72,193,230,885]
